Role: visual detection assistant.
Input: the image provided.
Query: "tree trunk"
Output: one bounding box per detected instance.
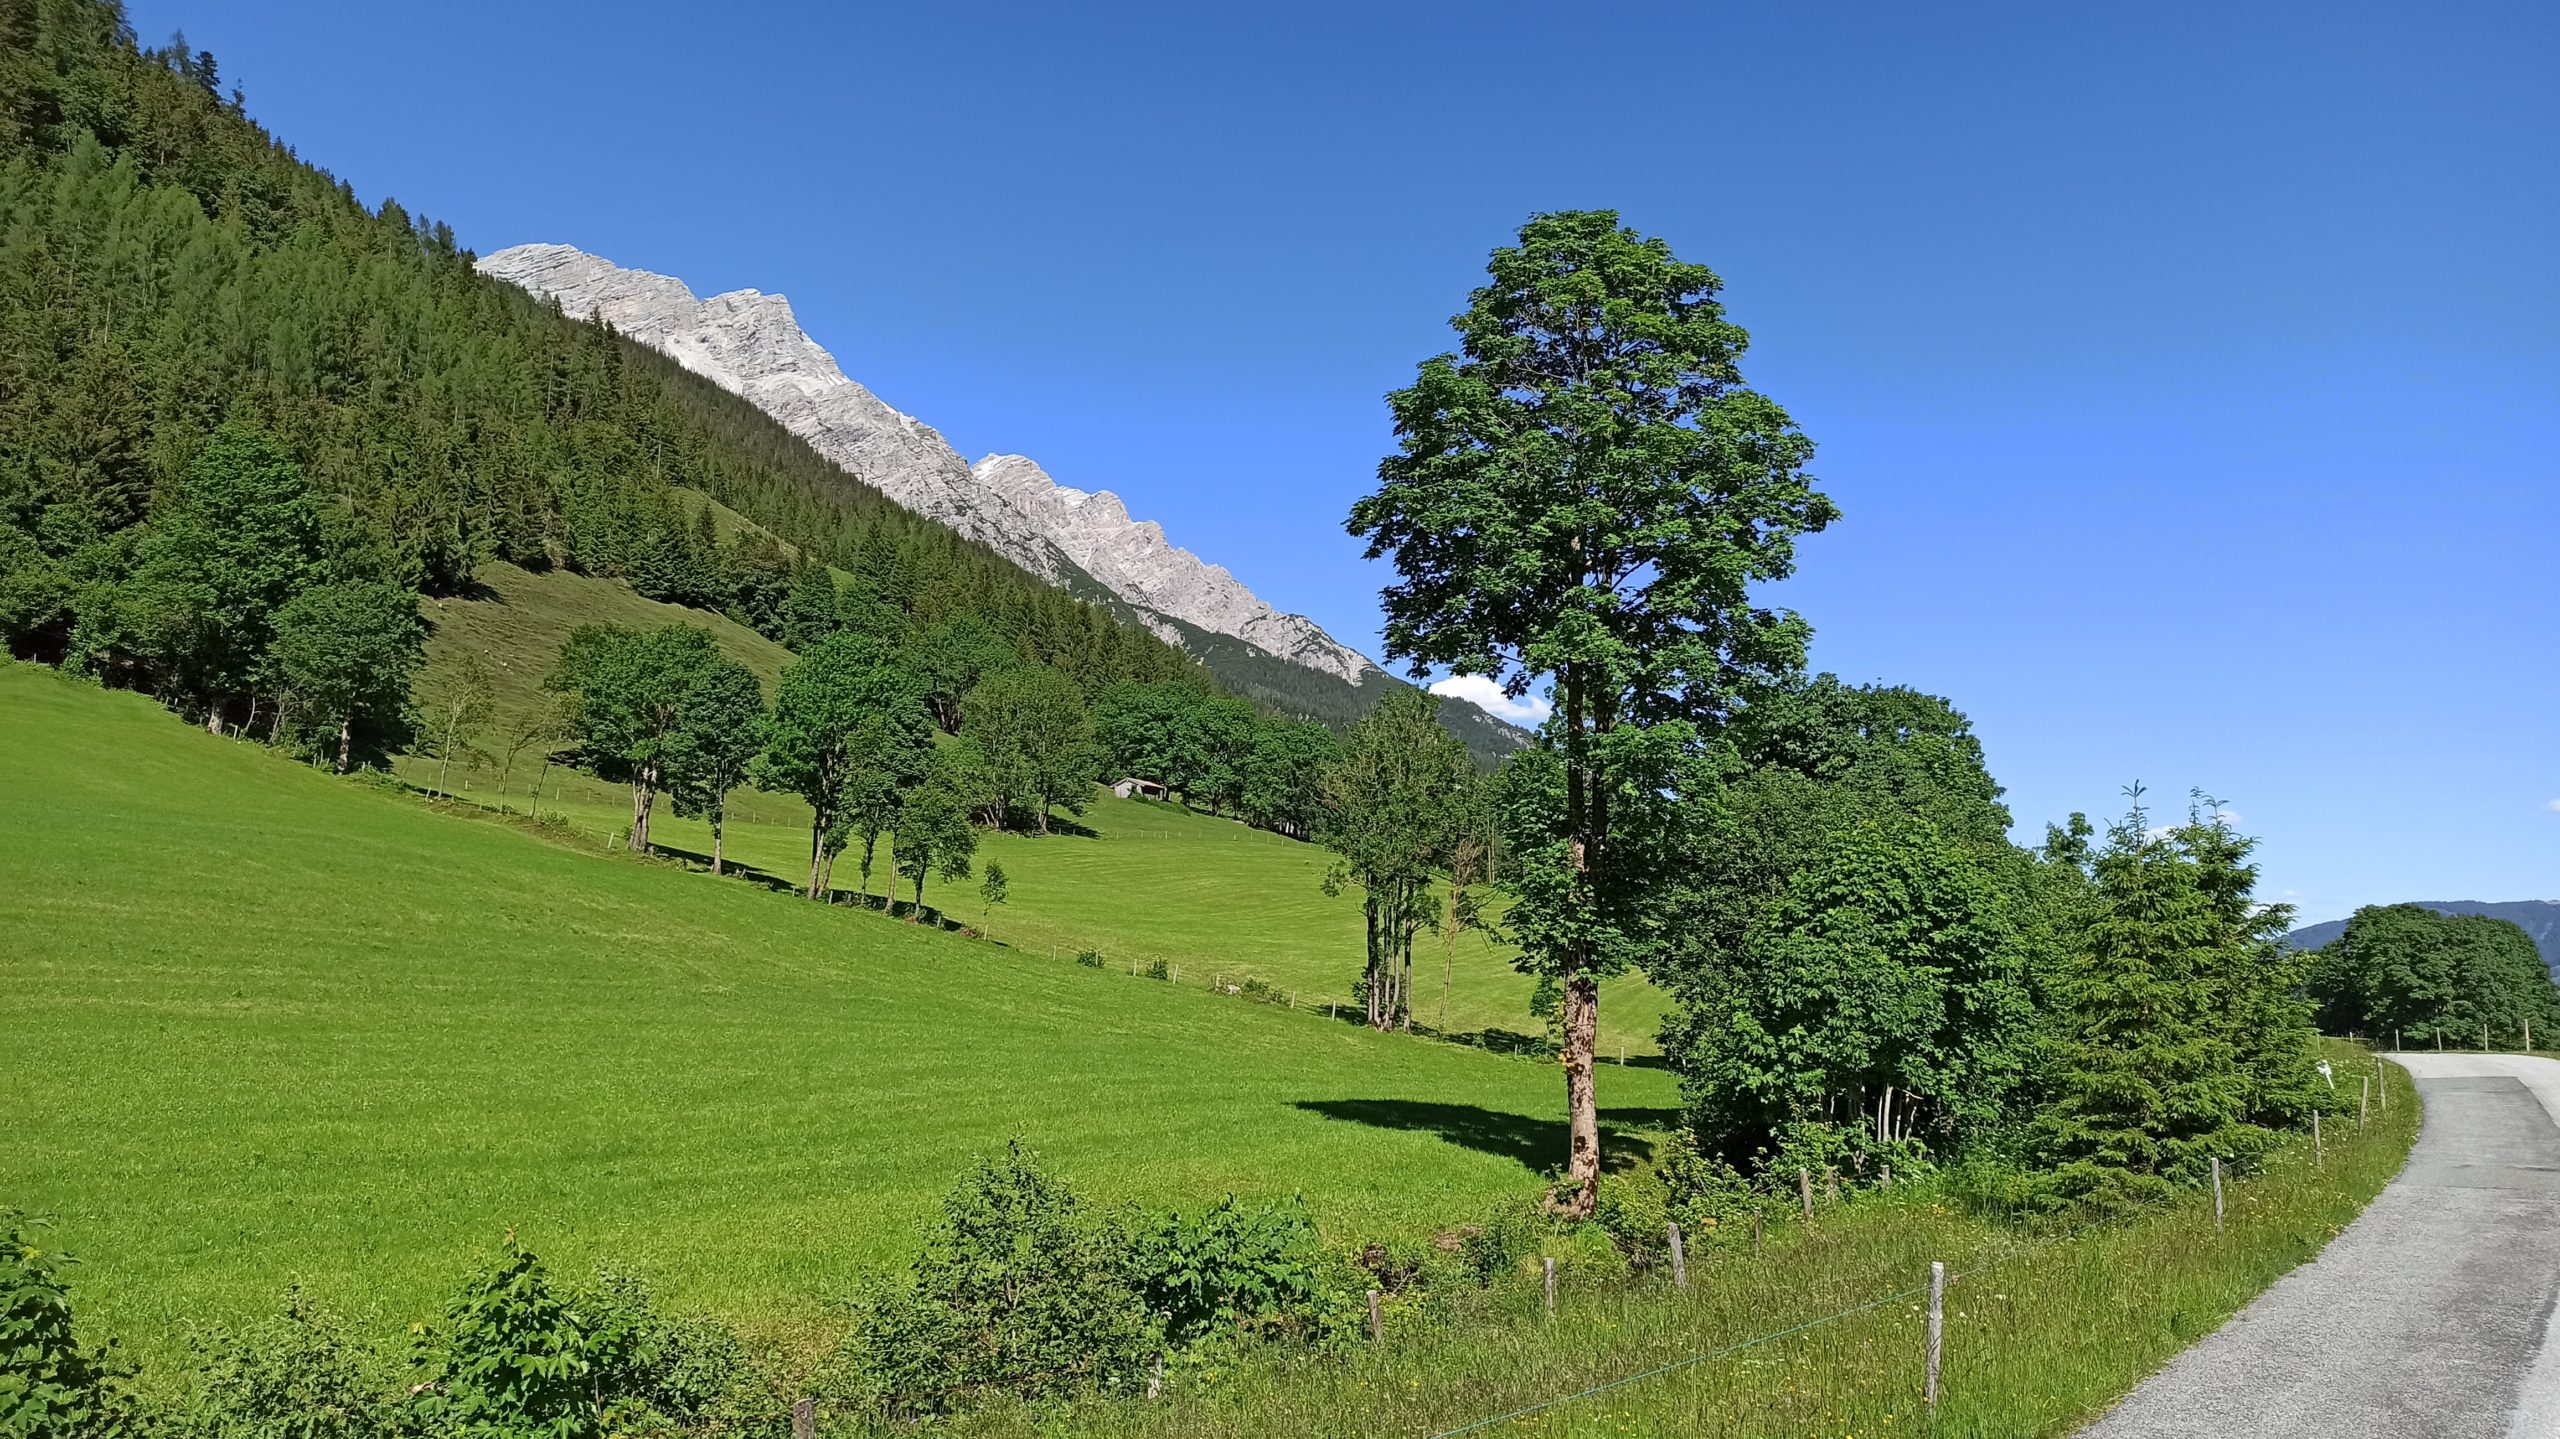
[1560,968,1601,1215]
[530,756,551,822]
[335,715,353,774]
[629,769,655,852]
[1036,798,1050,835]
[807,819,826,901]
[712,813,725,876]
[205,699,224,736]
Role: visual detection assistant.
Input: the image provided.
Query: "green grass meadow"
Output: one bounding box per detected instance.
[0,664,1680,1362]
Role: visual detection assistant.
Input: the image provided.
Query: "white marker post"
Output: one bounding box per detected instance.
[2211,1157,2225,1232]
[1924,1260,1946,1407]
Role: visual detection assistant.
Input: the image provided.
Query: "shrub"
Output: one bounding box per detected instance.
[1127,1197,1334,1349]
[575,1269,777,1433]
[1074,948,1105,969]
[1237,977,1287,1006]
[409,1235,596,1439]
[0,1210,140,1438]
[179,1287,401,1438]
[848,1142,1156,1416]
[1142,958,1171,981]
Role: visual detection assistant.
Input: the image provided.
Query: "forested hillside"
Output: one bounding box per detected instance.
[0,0,1200,730]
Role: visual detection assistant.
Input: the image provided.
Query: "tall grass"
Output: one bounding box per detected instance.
[921,1045,2413,1438]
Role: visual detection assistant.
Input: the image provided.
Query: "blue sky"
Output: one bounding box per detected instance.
[139,0,2555,922]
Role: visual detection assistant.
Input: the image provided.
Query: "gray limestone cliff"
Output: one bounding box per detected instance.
[477,243,1376,687]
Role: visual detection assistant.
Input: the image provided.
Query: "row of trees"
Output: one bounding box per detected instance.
[1091,678,1342,839]
[2311,904,2560,1047]
[543,623,1031,915]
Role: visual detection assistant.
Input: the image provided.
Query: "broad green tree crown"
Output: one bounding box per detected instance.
[1349,209,1835,1211]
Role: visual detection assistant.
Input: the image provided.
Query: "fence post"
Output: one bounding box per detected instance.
[2486,1023,2492,1052]
[1148,1352,1164,1400]
[1799,1168,1814,1221]
[1753,1209,1765,1254]
[2530,1018,2536,1053]
[2360,1076,2370,1128]
[2395,1027,2402,1053]
[1924,1260,1945,1406]
[791,1398,816,1439]
[1668,1222,1687,1288]
[2313,1110,2323,1165]
[1882,1163,1893,1191]
[2211,1157,2225,1232]
[2380,1063,2389,1112]
[1826,1169,1841,1205]
[1368,1289,1383,1343]
[1544,1257,1556,1316]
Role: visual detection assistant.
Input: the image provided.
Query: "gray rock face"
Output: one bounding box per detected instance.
[477,243,1375,686]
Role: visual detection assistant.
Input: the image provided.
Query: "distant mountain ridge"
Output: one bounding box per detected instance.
[477,243,1523,757]
[2287,901,2560,973]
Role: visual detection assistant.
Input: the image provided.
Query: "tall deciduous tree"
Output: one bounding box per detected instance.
[896,756,981,919]
[545,624,725,853]
[265,580,424,772]
[115,422,325,733]
[664,654,766,875]
[758,631,933,899]
[1318,687,1472,1031]
[1348,210,1835,1213]
[962,664,1096,833]
[418,651,496,798]
[1242,719,1341,840]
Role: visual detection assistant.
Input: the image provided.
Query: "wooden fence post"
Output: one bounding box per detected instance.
[2211,1157,2225,1232]
[2380,1064,2389,1111]
[791,1398,816,1439]
[1882,1163,1893,1191]
[2360,1076,2370,1128]
[1368,1289,1383,1343]
[2313,1110,2322,1165]
[1799,1168,1814,1220]
[1148,1352,1164,1400]
[1543,1257,1556,1316]
[1826,1169,1841,1205]
[1668,1222,1687,1288]
[1924,1260,1945,1406]
[1753,1209,1765,1254]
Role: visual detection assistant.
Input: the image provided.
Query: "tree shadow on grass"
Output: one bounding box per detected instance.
[1292,1099,1661,1176]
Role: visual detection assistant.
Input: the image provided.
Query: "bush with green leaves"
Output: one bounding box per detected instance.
[844,1143,1156,1417]
[573,1270,777,1435]
[177,1287,401,1438]
[0,1210,138,1439]
[409,1236,597,1439]
[1074,947,1105,969]
[1126,1197,1346,1350]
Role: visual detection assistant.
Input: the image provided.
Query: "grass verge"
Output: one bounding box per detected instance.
[922,1043,2414,1438]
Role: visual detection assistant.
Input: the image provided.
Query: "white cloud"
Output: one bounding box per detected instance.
[2546,799,2560,814]
[1429,674,1551,727]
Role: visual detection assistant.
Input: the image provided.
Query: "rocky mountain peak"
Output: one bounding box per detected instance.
[477,243,1381,688]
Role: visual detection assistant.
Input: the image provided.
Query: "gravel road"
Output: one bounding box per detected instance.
[2078,1054,2560,1439]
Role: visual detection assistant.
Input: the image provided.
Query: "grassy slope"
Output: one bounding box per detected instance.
[0,665,1678,1360]
[412,563,1672,1052]
[419,561,797,729]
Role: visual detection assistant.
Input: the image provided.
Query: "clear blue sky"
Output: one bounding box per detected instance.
[138,0,2556,923]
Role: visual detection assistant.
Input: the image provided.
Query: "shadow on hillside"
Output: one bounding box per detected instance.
[1292,1099,1657,1175]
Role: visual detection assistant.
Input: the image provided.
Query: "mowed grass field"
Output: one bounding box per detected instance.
[410,563,1671,1052]
[0,665,1679,1361]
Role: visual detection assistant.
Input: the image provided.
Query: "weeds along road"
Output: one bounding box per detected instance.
[2081,1054,2560,1439]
